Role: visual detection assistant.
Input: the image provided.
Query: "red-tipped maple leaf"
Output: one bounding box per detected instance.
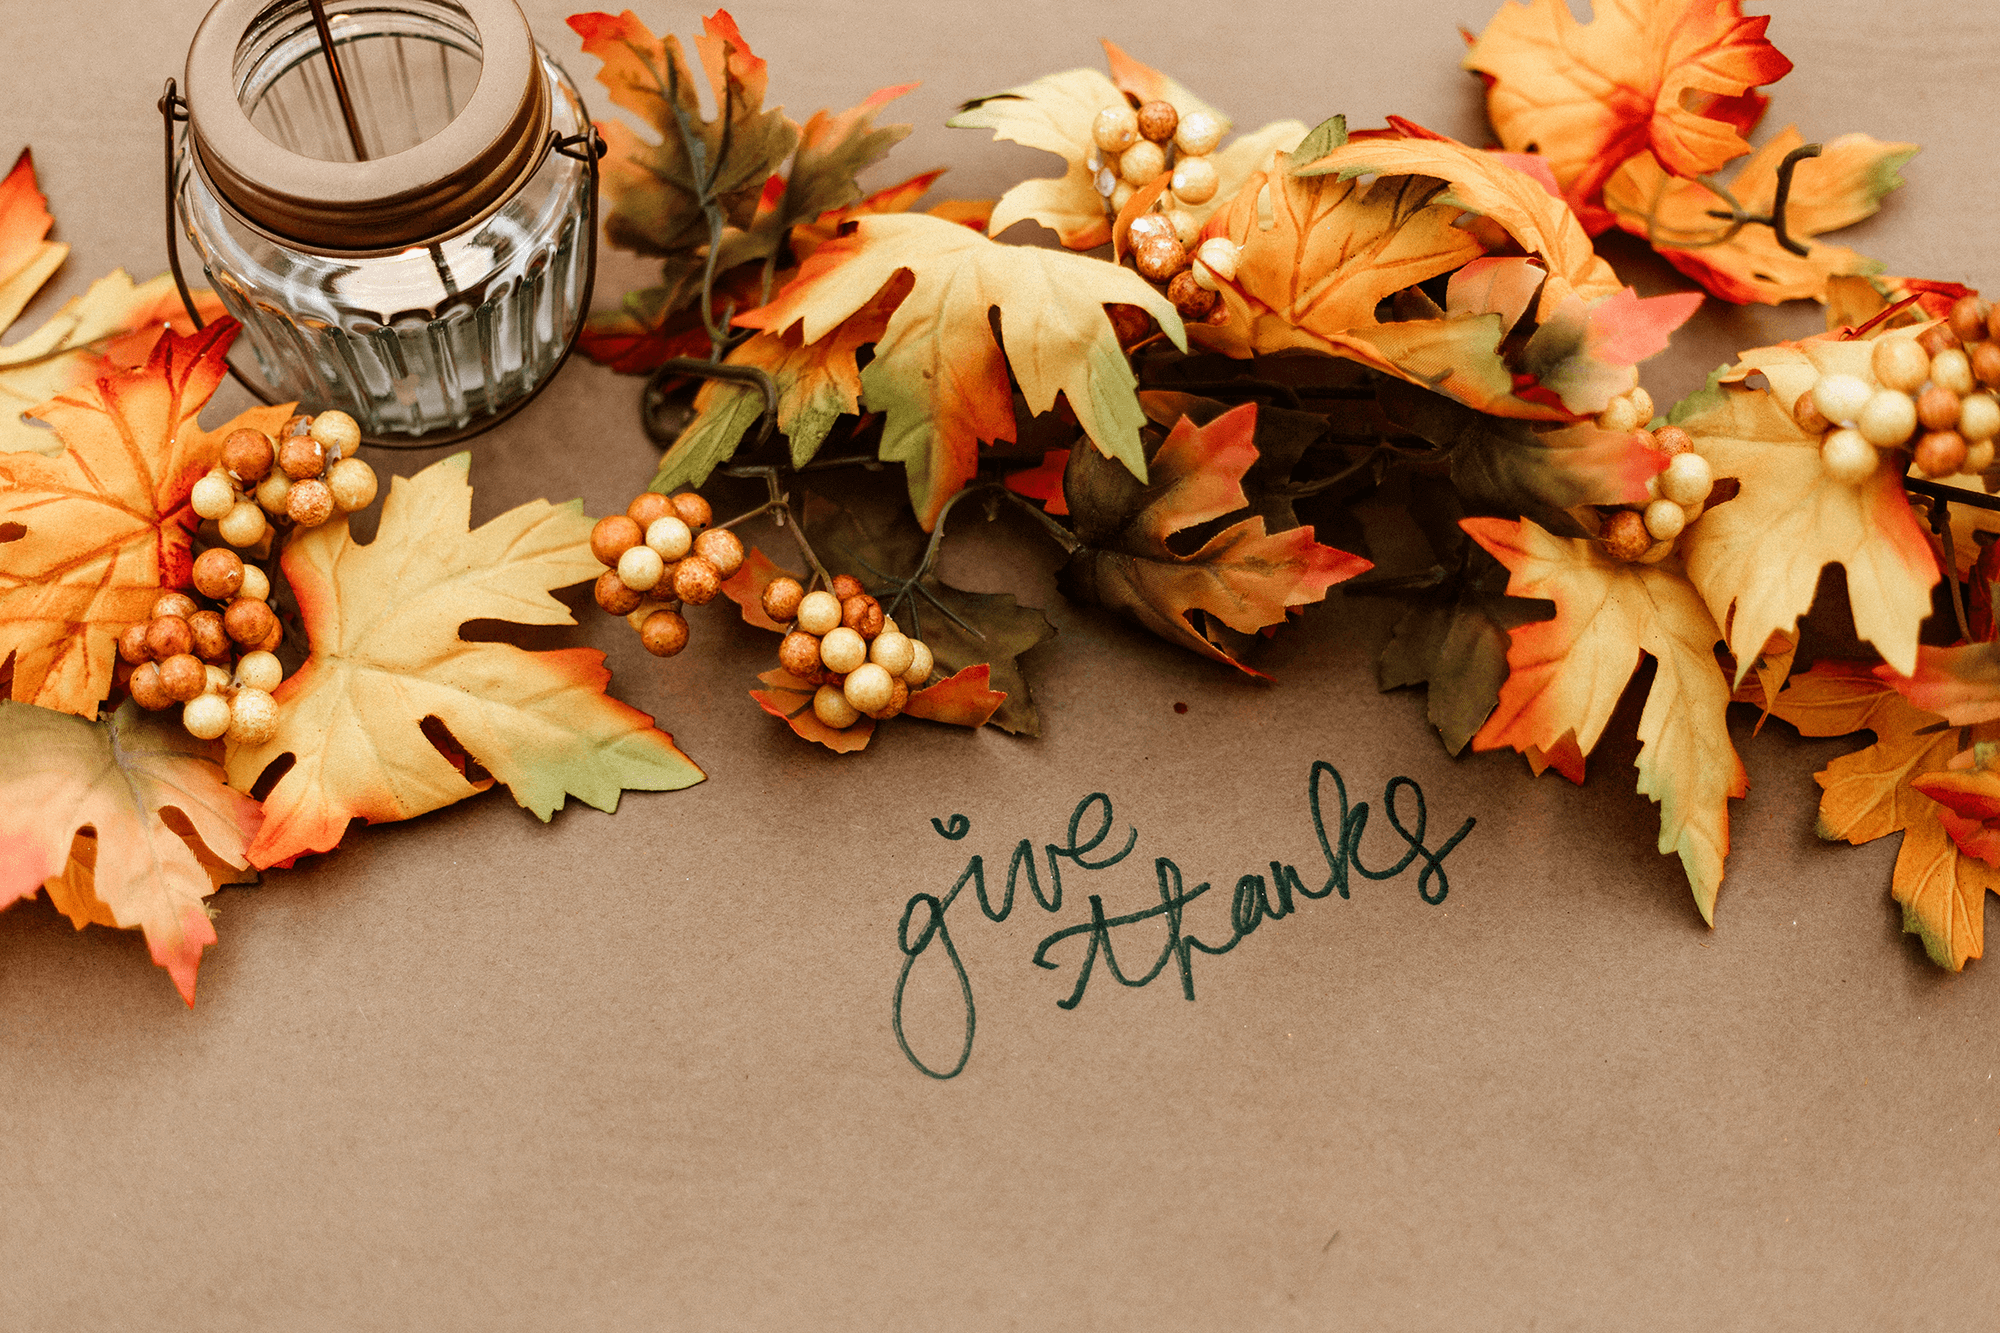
[1465,515,1747,920]
[1057,403,1370,677]
[0,321,267,718]
[1465,0,1792,228]
[1769,662,2000,970]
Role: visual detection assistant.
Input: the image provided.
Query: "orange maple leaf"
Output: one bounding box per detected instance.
[1059,403,1370,677]
[1464,515,1747,920]
[1604,128,1918,304]
[224,453,704,867]
[567,10,797,258]
[0,321,271,718]
[1769,662,2000,970]
[1464,0,1793,226]
[1194,130,1688,423]
[651,270,915,492]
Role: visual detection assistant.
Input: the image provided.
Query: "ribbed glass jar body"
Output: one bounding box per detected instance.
[176,0,591,437]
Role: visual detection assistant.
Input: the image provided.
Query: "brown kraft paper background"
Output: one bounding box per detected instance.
[4,1,2000,1328]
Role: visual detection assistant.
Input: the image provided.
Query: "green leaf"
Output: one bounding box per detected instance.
[1285,114,1349,173]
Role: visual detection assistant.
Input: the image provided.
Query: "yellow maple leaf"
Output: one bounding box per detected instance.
[0,699,262,1003]
[738,212,1184,528]
[1769,663,2000,969]
[1676,334,1939,677]
[1465,516,1747,921]
[1603,128,1918,305]
[947,44,1305,249]
[225,453,705,868]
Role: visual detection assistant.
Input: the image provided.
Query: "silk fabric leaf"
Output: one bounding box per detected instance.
[1464,0,1793,220]
[1058,403,1370,676]
[1465,516,1747,920]
[1604,128,1917,304]
[0,699,262,1003]
[1769,662,2000,969]
[740,212,1184,528]
[0,322,258,718]
[225,453,704,867]
[1675,351,1937,678]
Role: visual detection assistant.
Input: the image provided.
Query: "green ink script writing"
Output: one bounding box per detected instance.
[892,761,1475,1079]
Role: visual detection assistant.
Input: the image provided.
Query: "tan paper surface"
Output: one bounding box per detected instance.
[5,2,2000,1328]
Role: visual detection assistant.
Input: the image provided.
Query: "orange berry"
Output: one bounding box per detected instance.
[627,492,675,528]
[192,547,246,600]
[129,662,172,710]
[594,569,643,616]
[222,428,274,483]
[590,514,644,567]
[146,615,193,660]
[223,598,277,646]
[672,555,721,606]
[669,492,712,532]
[640,609,690,657]
[762,576,805,623]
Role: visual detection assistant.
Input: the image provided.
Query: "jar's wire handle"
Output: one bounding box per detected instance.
[157,78,607,451]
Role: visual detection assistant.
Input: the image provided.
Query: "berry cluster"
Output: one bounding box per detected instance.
[1088,98,1240,325]
[770,574,936,731]
[1792,295,2000,484]
[1590,386,1718,564]
[190,409,380,548]
[589,491,745,656]
[118,546,284,742]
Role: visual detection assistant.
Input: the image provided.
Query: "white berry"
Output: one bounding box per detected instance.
[812,683,861,730]
[192,472,238,521]
[1820,427,1877,484]
[218,500,268,548]
[1812,373,1873,426]
[1857,389,1918,447]
[617,543,665,592]
[236,650,283,693]
[1643,499,1686,541]
[1660,452,1713,507]
[182,693,231,740]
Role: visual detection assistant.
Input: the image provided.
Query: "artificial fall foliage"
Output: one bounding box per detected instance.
[0,698,261,1002]
[947,43,1306,251]
[8,0,1999,999]
[0,149,225,456]
[227,453,703,868]
[0,321,263,717]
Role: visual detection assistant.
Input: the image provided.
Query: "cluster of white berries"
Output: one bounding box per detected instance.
[1593,386,1715,564]
[189,410,379,548]
[1793,296,2000,486]
[772,574,936,731]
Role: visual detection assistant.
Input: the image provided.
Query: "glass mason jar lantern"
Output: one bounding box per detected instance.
[167,0,599,442]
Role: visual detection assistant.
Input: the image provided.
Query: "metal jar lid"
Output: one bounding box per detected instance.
[182,0,549,254]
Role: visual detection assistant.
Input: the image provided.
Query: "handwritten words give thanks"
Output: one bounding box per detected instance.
[891,761,1476,1079]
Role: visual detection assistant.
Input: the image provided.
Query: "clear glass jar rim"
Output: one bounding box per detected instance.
[183,0,548,252]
